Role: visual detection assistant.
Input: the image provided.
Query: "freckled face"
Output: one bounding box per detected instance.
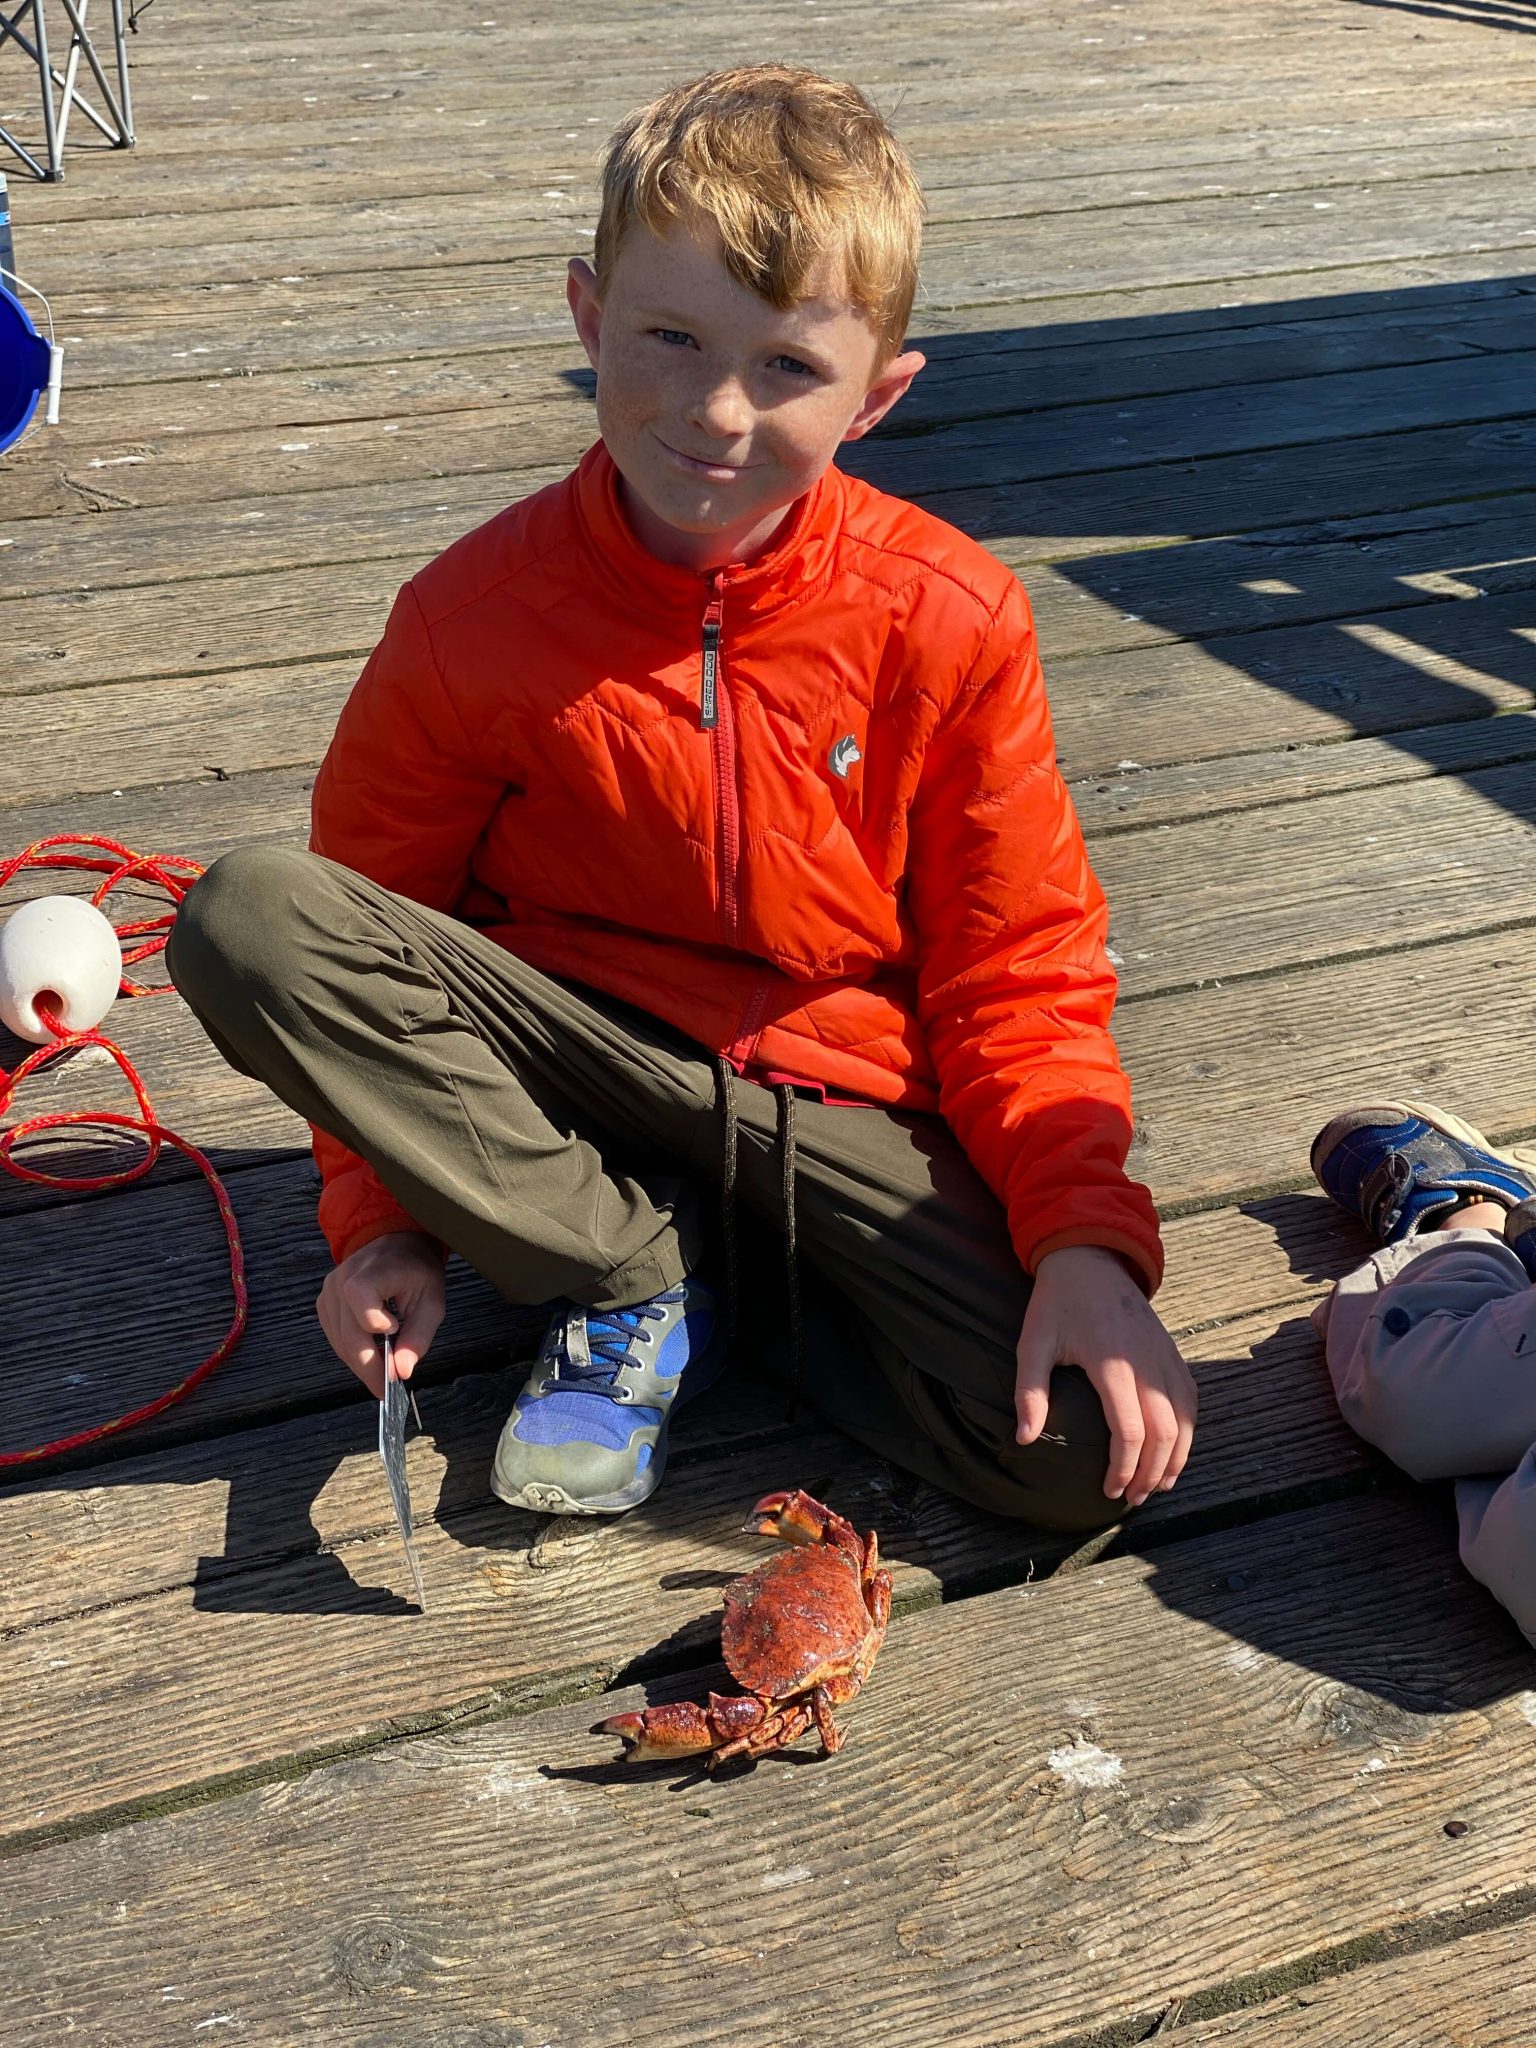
[568,220,921,568]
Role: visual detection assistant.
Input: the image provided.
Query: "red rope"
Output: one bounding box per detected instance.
[0,836,247,1468]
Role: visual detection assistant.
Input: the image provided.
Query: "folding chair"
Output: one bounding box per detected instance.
[0,0,134,181]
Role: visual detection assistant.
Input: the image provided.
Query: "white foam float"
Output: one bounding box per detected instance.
[0,894,122,1043]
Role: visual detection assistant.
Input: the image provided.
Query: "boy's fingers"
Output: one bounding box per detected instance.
[1160,1407,1197,1492]
[1126,1388,1179,1504]
[347,1293,399,1335]
[390,1297,444,1380]
[1012,1321,1056,1445]
[1096,1359,1145,1498]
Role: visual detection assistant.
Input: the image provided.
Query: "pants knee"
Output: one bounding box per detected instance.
[167,843,321,1022]
[956,1366,1123,1533]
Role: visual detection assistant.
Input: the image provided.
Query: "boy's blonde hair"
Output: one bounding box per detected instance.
[594,65,924,361]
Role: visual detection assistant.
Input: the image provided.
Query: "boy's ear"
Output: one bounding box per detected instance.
[841,347,926,444]
[567,257,603,370]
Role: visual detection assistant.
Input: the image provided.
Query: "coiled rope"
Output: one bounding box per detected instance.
[0,835,247,1468]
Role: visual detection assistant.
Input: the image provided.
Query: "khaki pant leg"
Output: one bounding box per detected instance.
[167,845,714,1308]
[1315,1229,1536,1477]
[1317,1229,1536,1646]
[1457,1463,1536,1648]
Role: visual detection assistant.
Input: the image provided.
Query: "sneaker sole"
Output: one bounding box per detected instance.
[1311,1098,1536,1185]
[489,1439,669,1518]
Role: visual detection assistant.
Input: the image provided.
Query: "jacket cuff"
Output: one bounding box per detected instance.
[331,1211,446,1266]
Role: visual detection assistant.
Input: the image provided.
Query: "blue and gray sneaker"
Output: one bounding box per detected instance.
[1311,1099,1536,1246]
[490,1277,723,1516]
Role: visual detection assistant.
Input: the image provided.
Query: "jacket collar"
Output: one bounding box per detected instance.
[571,439,844,624]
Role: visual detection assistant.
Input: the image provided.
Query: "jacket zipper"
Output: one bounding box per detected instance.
[701,572,743,947]
[700,571,771,1063]
[700,588,723,731]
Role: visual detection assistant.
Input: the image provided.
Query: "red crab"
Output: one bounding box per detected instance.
[594,1489,892,1768]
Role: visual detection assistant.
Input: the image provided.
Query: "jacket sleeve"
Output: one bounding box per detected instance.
[307,579,509,1264]
[905,579,1164,1295]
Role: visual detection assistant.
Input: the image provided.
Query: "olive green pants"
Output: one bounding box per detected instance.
[167,845,1122,1532]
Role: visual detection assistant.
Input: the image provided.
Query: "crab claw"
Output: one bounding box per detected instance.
[591,1701,718,1761]
[748,1488,836,1544]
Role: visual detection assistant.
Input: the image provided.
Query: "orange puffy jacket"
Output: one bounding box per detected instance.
[310,442,1163,1291]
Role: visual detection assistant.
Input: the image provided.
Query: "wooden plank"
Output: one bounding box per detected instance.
[30,246,1529,398]
[0,766,312,898]
[24,51,1533,179]
[923,413,1536,563]
[1050,587,1536,781]
[1,561,411,697]
[24,737,1530,1017]
[21,116,1535,237]
[4,1496,1532,2045]
[24,154,1536,295]
[1073,710,1536,836]
[12,881,1527,1229]
[9,289,1530,531]
[0,1310,1369,1845]
[1103,760,1536,1002]
[0,664,357,807]
[1174,1919,1536,2046]
[9,416,1532,661]
[0,1153,513,1464]
[35,212,1536,396]
[855,352,1536,504]
[1118,924,1536,1211]
[36,29,1534,153]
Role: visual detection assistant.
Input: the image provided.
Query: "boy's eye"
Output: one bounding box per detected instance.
[652,328,697,348]
[769,354,816,377]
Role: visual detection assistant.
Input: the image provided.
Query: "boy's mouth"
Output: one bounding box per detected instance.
[655,435,753,483]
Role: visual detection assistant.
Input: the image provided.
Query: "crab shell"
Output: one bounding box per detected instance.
[721,1532,880,1700]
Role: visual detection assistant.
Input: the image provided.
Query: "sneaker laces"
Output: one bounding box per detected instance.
[544,1296,675,1396]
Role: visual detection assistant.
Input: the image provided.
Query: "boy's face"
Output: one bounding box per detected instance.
[568,217,924,570]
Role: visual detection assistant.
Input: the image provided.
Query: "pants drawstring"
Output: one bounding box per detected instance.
[774,1081,804,1424]
[713,1054,739,1364]
[711,1058,804,1422]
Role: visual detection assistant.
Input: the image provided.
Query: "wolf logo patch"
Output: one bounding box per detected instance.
[828,733,862,780]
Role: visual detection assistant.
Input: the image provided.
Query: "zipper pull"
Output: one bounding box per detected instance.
[700,586,723,730]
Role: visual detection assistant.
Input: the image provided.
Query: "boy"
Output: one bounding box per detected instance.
[1312,1100,1536,1645]
[167,65,1195,1528]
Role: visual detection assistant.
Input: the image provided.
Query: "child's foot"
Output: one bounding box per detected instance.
[1310,1099,1536,1246]
[490,1277,723,1516]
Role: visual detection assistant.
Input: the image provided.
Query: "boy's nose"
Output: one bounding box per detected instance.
[687,378,753,442]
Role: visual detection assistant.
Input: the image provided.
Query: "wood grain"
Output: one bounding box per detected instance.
[3,1497,1532,2046]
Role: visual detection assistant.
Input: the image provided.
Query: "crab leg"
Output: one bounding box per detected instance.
[714,1699,817,1766]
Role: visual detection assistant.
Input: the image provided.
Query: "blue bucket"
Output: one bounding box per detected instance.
[0,278,50,455]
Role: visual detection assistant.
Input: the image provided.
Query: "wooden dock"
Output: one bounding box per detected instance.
[3,0,1535,2037]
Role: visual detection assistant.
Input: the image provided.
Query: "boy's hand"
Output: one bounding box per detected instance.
[316,1231,446,1398]
[1015,1245,1196,1507]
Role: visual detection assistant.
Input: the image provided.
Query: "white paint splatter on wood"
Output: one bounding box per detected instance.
[1048,1737,1124,1789]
